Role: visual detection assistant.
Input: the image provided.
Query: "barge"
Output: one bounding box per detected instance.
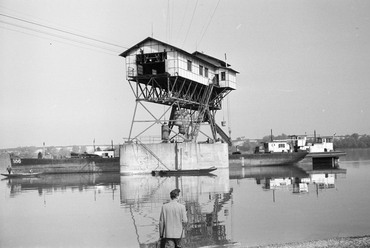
[229,151,308,166]
[229,139,308,167]
[8,153,119,174]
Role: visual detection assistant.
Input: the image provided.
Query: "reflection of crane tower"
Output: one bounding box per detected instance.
[119,37,238,174]
[120,37,237,144]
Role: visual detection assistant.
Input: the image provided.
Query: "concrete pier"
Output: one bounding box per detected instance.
[120,142,228,175]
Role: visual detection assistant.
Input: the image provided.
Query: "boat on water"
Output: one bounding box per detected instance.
[9,151,120,174]
[1,172,43,178]
[289,134,346,158]
[229,151,307,166]
[229,140,308,166]
[152,166,217,176]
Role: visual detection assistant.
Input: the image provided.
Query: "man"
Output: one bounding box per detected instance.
[159,189,188,248]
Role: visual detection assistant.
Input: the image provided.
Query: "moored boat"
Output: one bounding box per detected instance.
[229,151,308,166]
[289,134,346,158]
[9,153,119,174]
[151,166,217,176]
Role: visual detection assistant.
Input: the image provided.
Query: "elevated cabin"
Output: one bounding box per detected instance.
[119,37,238,111]
[119,37,238,145]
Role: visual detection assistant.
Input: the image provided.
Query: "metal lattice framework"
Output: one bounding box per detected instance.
[127,74,232,144]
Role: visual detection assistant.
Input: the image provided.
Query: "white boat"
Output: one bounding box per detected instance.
[289,134,346,159]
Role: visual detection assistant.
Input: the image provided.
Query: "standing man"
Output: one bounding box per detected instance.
[159,189,188,248]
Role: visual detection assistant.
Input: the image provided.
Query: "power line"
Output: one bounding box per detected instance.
[198,0,221,47]
[0,19,120,56]
[0,22,119,57]
[182,0,199,48]
[0,12,128,50]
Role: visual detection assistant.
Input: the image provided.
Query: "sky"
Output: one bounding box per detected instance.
[0,0,369,149]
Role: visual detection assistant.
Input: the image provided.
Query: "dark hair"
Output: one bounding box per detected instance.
[170,189,180,199]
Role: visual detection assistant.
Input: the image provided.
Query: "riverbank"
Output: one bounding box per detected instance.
[248,235,370,248]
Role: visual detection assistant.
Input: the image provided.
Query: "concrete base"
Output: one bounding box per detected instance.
[120,142,229,175]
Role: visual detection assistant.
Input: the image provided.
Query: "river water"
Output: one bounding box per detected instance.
[1,148,370,248]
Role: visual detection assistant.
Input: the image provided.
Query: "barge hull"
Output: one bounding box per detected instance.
[9,157,119,174]
[229,152,307,167]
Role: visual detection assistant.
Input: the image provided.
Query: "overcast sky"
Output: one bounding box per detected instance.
[0,0,369,149]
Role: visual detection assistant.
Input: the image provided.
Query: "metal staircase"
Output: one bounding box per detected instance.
[191,82,214,141]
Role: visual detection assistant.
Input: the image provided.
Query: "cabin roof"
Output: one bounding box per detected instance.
[192,51,238,73]
[119,37,238,73]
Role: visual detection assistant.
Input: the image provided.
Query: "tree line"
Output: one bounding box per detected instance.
[334,133,370,148]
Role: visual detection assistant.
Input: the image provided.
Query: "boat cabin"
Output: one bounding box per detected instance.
[263,141,291,153]
[94,150,115,158]
[289,135,334,153]
[309,137,334,153]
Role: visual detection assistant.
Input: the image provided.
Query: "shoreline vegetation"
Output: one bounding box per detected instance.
[225,235,370,248]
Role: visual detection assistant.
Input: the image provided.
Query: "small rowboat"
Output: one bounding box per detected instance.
[1,172,43,178]
[152,167,217,176]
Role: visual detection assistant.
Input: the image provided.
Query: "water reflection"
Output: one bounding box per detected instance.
[230,164,346,200]
[2,173,120,198]
[120,168,234,247]
[1,162,349,247]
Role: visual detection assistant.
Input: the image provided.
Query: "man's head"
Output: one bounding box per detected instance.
[170,189,181,200]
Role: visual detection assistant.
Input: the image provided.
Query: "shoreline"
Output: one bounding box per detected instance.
[247,235,370,248]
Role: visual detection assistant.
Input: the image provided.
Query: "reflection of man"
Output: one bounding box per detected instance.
[159,189,188,248]
[6,166,12,174]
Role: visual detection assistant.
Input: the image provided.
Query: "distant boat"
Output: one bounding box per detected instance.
[1,172,43,178]
[289,134,346,158]
[229,140,308,166]
[152,166,217,176]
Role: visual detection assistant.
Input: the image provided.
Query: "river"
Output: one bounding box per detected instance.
[1,148,370,247]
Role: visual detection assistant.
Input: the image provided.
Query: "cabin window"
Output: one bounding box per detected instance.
[278,144,285,148]
[187,60,192,71]
[221,71,226,81]
[136,52,166,75]
[137,65,143,75]
[199,65,203,76]
[205,67,209,77]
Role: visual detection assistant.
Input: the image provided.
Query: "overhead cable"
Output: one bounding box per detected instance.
[0,13,128,50]
[198,0,221,47]
[0,19,120,55]
[182,0,199,48]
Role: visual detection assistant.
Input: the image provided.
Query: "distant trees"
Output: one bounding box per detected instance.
[334,133,370,148]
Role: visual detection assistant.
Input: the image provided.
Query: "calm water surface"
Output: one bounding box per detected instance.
[1,148,370,248]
